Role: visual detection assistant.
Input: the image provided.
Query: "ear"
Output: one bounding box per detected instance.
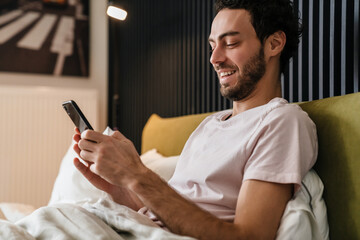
[264,31,286,59]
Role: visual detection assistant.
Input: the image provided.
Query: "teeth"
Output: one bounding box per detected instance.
[220,71,235,77]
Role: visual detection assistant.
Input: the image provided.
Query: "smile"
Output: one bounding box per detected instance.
[220,71,236,77]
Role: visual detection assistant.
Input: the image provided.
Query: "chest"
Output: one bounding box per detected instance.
[175,117,261,182]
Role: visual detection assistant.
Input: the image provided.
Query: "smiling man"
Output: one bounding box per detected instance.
[73,0,318,239]
[209,11,267,104]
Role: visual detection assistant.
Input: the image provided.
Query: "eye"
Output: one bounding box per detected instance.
[226,42,238,48]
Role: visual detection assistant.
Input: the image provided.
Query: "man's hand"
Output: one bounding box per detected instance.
[73,128,144,210]
[75,128,146,185]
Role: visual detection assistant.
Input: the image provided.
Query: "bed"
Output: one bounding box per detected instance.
[1,93,360,239]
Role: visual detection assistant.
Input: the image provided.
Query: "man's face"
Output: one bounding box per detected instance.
[209,9,266,101]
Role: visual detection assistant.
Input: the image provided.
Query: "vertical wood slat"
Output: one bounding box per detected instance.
[284,0,358,102]
[355,0,359,92]
[329,0,335,97]
[109,0,359,151]
[319,0,324,99]
[298,0,303,102]
[341,0,347,95]
[308,0,313,101]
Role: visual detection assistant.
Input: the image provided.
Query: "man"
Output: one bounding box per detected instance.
[73,0,317,239]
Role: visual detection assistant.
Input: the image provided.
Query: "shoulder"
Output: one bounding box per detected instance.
[263,98,315,128]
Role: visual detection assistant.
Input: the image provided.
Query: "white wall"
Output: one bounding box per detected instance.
[0,0,108,130]
[0,86,100,207]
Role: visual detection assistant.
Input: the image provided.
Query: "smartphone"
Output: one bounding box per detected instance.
[62,100,93,133]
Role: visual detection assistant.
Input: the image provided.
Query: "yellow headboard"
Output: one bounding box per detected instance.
[141,112,212,156]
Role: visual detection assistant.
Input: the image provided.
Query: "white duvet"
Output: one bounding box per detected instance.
[0,170,329,240]
[0,140,328,240]
[0,198,194,240]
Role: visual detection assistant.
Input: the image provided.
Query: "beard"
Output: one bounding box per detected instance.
[218,46,266,101]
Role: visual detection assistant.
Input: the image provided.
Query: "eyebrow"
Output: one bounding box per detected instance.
[208,31,241,43]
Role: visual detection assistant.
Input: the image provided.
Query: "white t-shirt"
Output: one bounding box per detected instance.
[168,98,318,221]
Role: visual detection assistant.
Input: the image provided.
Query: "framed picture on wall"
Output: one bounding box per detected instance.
[0,0,89,77]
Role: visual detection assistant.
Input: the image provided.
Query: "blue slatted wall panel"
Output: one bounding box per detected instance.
[109,0,359,150]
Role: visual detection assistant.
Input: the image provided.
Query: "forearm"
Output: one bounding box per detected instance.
[109,186,144,211]
[128,169,243,240]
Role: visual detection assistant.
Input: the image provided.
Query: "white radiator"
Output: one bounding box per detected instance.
[0,86,99,208]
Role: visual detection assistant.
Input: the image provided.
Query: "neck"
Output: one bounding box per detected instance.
[232,64,282,116]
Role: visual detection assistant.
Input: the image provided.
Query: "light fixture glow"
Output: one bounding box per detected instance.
[107,5,127,21]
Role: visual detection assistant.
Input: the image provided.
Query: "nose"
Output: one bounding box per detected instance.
[210,46,226,66]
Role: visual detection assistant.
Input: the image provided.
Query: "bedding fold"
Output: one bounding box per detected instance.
[0,198,194,240]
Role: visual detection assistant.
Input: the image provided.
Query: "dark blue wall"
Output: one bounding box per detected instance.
[108,0,359,151]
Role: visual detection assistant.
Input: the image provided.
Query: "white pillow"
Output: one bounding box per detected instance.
[48,140,106,205]
[48,127,179,205]
[140,150,179,182]
[139,148,163,161]
[276,169,329,240]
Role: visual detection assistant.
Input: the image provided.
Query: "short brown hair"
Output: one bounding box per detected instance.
[215,0,303,72]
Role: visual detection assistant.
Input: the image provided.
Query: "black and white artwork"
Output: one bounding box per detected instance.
[0,0,89,77]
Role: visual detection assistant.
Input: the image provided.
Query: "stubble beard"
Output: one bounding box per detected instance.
[219,46,266,102]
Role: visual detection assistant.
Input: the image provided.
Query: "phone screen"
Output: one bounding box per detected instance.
[62,100,93,133]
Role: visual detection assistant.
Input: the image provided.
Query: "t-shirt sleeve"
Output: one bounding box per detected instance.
[243,105,318,192]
